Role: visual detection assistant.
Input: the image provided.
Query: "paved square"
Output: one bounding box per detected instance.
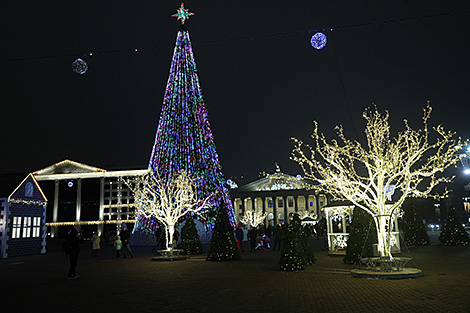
[1,233,469,312]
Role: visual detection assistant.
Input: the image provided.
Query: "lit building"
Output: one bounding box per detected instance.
[230,165,329,226]
[32,160,148,238]
[0,174,47,258]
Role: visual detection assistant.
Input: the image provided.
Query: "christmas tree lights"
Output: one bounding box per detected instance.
[144,8,235,232]
[206,204,240,261]
[439,207,469,245]
[402,202,430,246]
[292,104,464,259]
[280,214,315,271]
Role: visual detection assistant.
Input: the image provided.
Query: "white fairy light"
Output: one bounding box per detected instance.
[239,208,267,228]
[292,103,465,258]
[126,170,212,251]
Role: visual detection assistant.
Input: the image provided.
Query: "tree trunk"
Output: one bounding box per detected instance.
[167,224,175,251]
[374,215,392,259]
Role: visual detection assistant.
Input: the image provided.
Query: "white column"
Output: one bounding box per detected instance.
[76,179,82,232]
[98,177,105,235]
[52,180,59,238]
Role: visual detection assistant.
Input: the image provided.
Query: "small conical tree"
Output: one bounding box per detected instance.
[344,207,378,264]
[180,216,203,255]
[439,207,469,245]
[280,214,315,271]
[402,203,429,246]
[206,205,240,261]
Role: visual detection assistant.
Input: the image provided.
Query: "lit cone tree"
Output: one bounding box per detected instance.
[126,170,212,251]
[179,216,203,255]
[343,207,378,264]
[439,207,469,245]
[206,204,240,261]
[139,4,235,233]
[292,104,463,259]
[402,202,430,246]
[280,214,315,271]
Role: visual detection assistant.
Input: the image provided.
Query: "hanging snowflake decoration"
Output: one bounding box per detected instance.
[72,58,88,75]
[310,32,327,50]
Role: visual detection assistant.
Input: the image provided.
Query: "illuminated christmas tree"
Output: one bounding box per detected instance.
[439,207,469,245]
[343,207,377,264]
[139,4,235,232]
[206,204,240,261]
[402,202,429,246]
[179,216,203,255]
[279,214,315,271]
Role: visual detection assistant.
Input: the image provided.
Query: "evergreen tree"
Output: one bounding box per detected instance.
[402,203,429,246]
[137,8,235,233]
[343,208,378,264]
[439,207,469,245]
[206,205,240,261]
[280,214,315,271]
[179,216,203,255]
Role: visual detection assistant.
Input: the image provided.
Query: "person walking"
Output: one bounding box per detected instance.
[248,227,258,252]
[120,225,134,258]
[236,225,245,252]
[64,228,82,279]
[272,224,283,250]
[114,235,122,259]
[91,231,100,257]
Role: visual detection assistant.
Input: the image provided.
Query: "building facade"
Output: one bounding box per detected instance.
[230,166,328,227]
[33,160,148,238]
[0,174,47,258]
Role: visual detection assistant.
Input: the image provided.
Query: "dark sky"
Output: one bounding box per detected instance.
[2,1,469,185]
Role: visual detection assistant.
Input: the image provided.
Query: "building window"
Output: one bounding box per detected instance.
[267,199,273,208]
[12,216,22,239]
[277,198,284,208]
[23,217,31,238]
[288,197,294,208]
[32,217,41,237]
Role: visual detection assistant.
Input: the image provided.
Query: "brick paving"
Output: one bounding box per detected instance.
[1,232,469,312]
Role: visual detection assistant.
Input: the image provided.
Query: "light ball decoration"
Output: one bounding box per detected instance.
[310,32,327,50]
[72,58,88,74]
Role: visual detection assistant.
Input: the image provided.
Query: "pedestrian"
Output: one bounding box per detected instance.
[248,227,258,252]
[236,225,245,252]
[64,227,82,279]
[91,231,100,257]
[272,224,283,250]
[120,225,134,258]
[114,235,122,259]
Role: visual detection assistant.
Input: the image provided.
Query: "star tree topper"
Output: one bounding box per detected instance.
[172,3,194,25]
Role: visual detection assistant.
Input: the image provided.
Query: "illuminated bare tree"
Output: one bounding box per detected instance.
[127,170,212,250]
[292,104,463,258]
[239,209,267,228]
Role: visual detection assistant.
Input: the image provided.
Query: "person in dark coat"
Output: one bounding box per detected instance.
[120,225,134,258]
[64,228,82,279]
[248,227,258,252]
[236,225,245,252]
[272,225,283,250]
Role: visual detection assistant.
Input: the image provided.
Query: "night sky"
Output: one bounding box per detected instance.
[2,1,469,186]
